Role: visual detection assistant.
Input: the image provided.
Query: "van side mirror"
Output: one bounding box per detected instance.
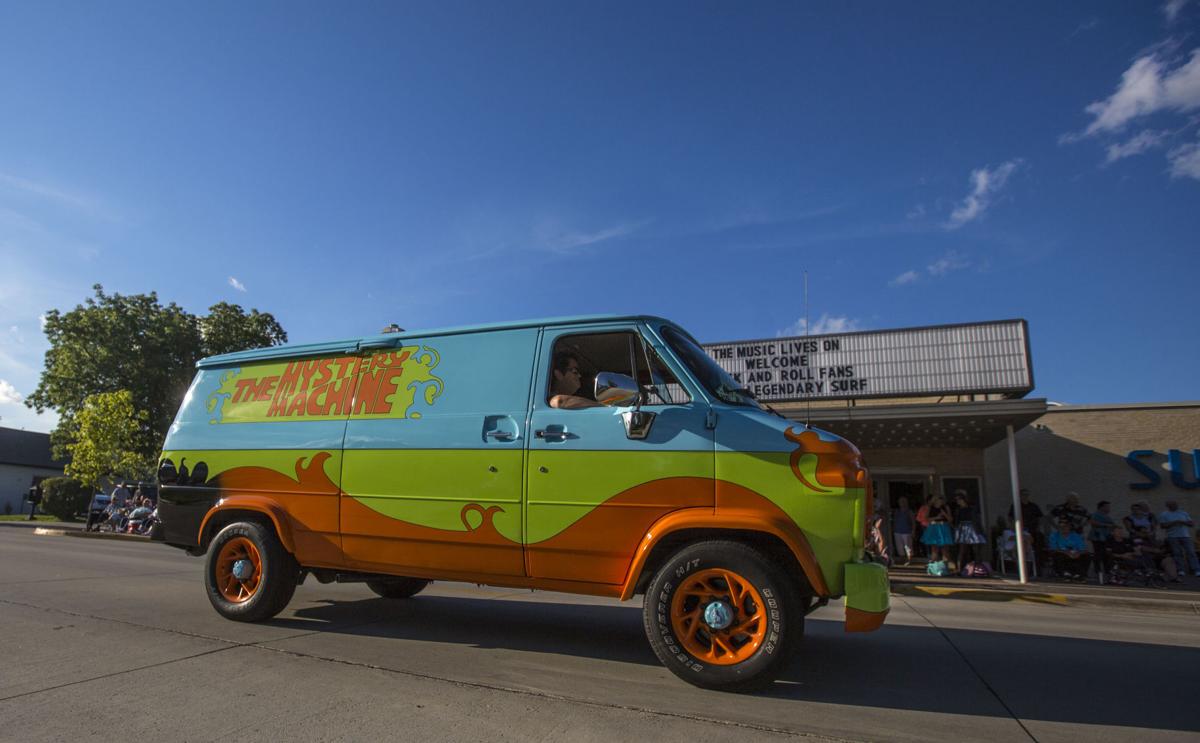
[595,372,656,439]
[594,372,640,407]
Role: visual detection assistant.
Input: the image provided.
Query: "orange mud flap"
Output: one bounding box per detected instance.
[844,561,890,633]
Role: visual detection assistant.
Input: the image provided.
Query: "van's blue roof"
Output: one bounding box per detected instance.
[197,314,678,368]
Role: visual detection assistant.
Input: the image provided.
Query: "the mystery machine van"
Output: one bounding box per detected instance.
[156,315,888,690]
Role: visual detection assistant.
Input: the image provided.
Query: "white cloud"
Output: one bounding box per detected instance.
[228,276,247,292]
[0,379,22,405]
[1081,49,1200,136]
[1069,17,1099,39]
[1168,139,1200,179]
[945,160,1022,230]
[0,172,119,222]
[532,219,648,254]
[890,251,971,288]
[1164,0,1189,23]
[1104,129,1170,162]
[778,313,861,337]
[926,251,970,276]
[0,346,34,375]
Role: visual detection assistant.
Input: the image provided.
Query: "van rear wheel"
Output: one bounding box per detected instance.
[366,577,430,599]
[204,521,298,622]
[643,540,803,692]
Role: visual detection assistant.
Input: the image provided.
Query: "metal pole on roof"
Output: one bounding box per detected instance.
[1007,423,1028,584]
[804,270,811,428]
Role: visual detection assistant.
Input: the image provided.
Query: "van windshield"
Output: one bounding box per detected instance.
[660,326,760,408]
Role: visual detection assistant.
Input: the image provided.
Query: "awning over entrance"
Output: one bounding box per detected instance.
[776,398,1049,449]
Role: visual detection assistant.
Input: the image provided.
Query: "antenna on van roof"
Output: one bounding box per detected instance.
[381,324,404,334]
[804,270,811,429]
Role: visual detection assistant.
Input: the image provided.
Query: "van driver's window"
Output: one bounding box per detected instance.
[548,332,690,409]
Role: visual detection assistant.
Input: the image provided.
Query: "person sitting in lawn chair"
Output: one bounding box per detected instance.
[1049,519,1091,582]
[1106,527,1165,587]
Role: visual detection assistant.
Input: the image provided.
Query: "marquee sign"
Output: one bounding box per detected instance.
[702,320,1032,403]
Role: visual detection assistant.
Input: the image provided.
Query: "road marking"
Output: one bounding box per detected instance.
[900,584,1069,606]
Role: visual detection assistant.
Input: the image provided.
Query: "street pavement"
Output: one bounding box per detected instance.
[1,527,1197,742]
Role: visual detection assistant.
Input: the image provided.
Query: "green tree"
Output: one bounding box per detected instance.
[199,301,288,357]
[63,390,153,489]
[26,285,288,462]
[27,285,199,461]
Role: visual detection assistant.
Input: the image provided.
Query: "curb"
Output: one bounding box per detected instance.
[28,527,151,543]
[893,582,1200,615]
[0,520,83,531]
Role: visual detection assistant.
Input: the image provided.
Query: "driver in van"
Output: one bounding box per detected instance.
[549,352,602,409]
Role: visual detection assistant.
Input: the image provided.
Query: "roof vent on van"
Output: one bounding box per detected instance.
[381,324,404,334]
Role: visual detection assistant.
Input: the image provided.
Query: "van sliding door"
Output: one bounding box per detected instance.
[339,329,535,578]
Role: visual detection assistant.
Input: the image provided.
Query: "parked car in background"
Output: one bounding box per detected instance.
[85,493,111,531]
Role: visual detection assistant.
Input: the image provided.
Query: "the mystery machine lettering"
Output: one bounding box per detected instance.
[206,347,444,424]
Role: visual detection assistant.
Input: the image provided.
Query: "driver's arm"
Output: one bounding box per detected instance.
[549,394,602,410]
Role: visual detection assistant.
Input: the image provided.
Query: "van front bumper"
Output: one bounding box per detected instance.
[843,561,889,632]
[155,485,217,550]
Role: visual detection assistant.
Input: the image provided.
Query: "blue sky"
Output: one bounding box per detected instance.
[1,1,1198,432]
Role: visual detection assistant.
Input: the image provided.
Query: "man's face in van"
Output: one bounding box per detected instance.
[554,357,582,396]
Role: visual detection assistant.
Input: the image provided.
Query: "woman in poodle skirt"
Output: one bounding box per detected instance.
[921,495,955,567]
[953,490,988,570]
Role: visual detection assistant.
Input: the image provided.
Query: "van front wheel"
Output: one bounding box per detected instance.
[643,540,802,691]
[204,521,298,622]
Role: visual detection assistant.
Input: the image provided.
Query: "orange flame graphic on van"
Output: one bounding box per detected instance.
[213,452,340,494]
[784,426,864,493]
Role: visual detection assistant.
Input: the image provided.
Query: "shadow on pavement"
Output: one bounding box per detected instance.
[267,594,1198,733]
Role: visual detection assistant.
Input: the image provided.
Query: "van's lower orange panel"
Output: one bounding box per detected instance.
[208,454,342,565]
[339,496,524,576]
[526,477,713,584]
[291,528,344,565]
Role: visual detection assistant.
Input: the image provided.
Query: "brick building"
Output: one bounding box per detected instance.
[984,402,1200,526]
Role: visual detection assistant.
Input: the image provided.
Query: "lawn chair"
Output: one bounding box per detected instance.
[998,529,1037,578]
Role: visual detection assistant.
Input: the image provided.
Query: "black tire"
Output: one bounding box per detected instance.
[366,577,430,599]
[204,520,298,622]
[643,540,804,692]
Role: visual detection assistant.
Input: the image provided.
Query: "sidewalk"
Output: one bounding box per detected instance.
[0,518,83,530]
[0,518,148,541]
[890,564,1200,614]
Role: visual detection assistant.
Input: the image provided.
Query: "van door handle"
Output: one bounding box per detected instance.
[485,430,514,441]
[535,429,568,441]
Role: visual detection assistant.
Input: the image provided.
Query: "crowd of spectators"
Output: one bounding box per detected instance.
[85,481,158,535]
[869,486,1199,587]
[1008,489,1199,584]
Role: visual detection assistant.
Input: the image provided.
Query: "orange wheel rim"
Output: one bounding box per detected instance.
[670,568,768,666]
[215,537,263,603]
